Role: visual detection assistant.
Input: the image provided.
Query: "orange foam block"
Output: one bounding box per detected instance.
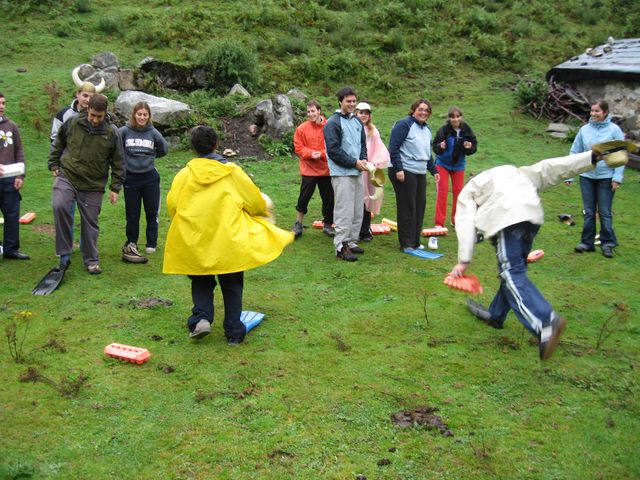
[422,226,448,237]
[381,218,398,231]
[527,249,545,263]
[312,220,324,229]
[370,223,391,235]
[104,343,151,364]
[19,212,36,224]
[443,274,483,295]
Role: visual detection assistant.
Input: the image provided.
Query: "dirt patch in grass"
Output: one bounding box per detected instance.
[32,223,55,236]
[129,297,173,308]
[218,116,270,160]
[391,406,453,437]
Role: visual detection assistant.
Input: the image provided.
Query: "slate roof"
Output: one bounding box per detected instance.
[546,38,640,82]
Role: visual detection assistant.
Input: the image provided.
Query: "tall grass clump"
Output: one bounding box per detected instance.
[199,40,261,94]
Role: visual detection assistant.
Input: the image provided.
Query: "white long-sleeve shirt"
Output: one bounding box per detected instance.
[455,151,594,263]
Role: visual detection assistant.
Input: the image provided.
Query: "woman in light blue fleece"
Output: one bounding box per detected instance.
[388,98,440,251]
[119,102,168,262]
[568,99,624,258]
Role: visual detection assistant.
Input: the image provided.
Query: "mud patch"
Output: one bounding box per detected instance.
[391,406,453,437]
[218,116,271,160]
[32,223,55,236]
[41,338,67,353]
[129,297,173,308]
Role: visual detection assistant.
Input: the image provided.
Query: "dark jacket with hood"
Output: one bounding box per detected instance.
[48,111,124,192]
[432,122,477,172]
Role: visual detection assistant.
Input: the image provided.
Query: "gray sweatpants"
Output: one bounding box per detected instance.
[331,175,364,251]
[52,174,104,266]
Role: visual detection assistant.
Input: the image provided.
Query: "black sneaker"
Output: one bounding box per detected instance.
[539,314,567,361]
[322,224,336,237]
[337,242,357,262]
[574,243,595,253]
[348,242,364,254]
[292,221,304,239]
[601,246,614,258]
[227,335,245,346]
[466,299,503,329]
[359,232,373,242]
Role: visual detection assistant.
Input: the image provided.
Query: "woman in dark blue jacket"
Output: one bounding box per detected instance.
[431,106,477,227]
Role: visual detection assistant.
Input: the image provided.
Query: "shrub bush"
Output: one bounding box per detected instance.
[96,17,121,35]
[199,40,261,94]
[515,79,548,107]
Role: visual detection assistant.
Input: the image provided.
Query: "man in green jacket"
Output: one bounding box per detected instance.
[49,94,124,274]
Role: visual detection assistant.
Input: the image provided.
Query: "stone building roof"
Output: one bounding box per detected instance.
[546,38,640,82]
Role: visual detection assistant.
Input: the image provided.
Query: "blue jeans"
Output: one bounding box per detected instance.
[579,176,617,249]
[488,222,555,335]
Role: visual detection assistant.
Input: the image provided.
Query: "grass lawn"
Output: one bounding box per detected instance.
[1,57,639,480]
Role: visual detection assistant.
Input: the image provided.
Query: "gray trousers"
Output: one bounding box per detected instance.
[53,174,104,266]
[331,175,364,251]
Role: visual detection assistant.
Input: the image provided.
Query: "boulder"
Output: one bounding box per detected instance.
[545,123,570,133]
[228,83,251,97]
[254,94,294,140]
[92,52,120,69]
[77,63,96,80]
[115,91,191,129]
[286,88,307,100]
[138,57,206,91]
[117,69,142,91]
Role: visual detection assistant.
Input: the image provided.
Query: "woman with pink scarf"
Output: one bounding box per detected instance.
[356,102,390,242]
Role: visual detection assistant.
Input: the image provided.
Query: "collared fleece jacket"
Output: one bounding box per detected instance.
[163,157,293,275]
[455,151,594,263]
[323,112,367,176]
[388,115,436,175]
[48,111,124,193]
[0,115,25,179]
[432,121,477,171]
[293,116,329,176]
[570,115,625,183]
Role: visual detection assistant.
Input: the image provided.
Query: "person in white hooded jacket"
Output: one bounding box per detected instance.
[449,148,625,361]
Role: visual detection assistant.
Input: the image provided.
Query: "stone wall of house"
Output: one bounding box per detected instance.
[575,79,640,139]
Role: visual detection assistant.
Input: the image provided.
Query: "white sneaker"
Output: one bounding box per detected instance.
[415,244,425,250]
[428,237,438,250]
[145,247,157,254]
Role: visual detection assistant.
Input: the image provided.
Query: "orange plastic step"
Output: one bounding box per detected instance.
[104,343,151,364]
[422,226,449,237]
[370,223,391,235]
[19,212,36,224]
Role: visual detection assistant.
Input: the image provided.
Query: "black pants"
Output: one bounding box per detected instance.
[389,169,426,249]
[0,177,20,254]
[360,205,371,237]
[188,272,245,340]
[296,175,334,224]
[124,170,161,248]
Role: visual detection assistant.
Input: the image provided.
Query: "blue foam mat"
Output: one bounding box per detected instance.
[240,311,265,332]
[403,249,443,260]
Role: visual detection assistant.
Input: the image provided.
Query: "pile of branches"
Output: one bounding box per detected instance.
[524,77,591,124]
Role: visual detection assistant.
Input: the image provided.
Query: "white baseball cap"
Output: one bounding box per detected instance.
[356,102,371,112]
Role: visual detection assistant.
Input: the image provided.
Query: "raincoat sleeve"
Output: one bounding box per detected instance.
[232,167,268,217]
[293,125,315,161]
[519,152,594,191]
[455,184,479,264]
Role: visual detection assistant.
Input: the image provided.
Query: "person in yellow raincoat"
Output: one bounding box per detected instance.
[163,126,294,344]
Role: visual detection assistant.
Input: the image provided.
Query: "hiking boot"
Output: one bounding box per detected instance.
[87,263,102,275]
[292,221,304,239]
[122,242,148,264]
[348,242,364,254]
[323,224,336,237]
[539,314,567,361]
[466,299,503,329]
[337,242,357,262]
[189,319,211,339]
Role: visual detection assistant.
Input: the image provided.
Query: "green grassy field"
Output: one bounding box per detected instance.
[2,1,640,479]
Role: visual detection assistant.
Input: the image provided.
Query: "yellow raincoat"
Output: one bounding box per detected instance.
[163,157,294,275]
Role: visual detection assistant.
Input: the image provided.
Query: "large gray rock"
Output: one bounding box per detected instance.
[117,69,143,91]
[115,91,191,128]
[92,52,120,69]
[254,94,294,140]
[138,57,206,91]
[77,64,96,80]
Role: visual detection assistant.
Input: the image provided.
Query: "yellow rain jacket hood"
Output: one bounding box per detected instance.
[163,157,293,275]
